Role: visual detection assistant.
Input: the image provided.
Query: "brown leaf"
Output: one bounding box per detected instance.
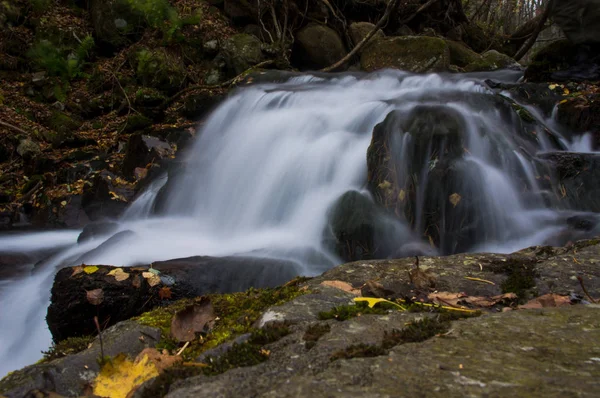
[71,265,84,277]
[171,297,216,342]
[519,294,571,309]
[159,287,172,300]
[86,289,104,306]
[142,272,161,287]
[408,267,437,290]
[428,292,517,308]
[132,275,142,289]
[107,267,130,282]
[135,348,182,373]
[449,193,461,207]
[320,280,361,295]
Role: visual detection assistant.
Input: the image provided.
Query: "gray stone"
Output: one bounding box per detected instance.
[348,22,383,50]
[217,34,264,76]
[0,321,161,397]
[295,24,347,69]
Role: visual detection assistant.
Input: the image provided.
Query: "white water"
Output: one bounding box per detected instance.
[0,70,597,378]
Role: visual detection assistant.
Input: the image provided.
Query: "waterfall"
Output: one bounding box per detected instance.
[0,70,597,377]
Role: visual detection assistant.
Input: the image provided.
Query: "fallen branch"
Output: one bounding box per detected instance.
[577,276,598,304]
[320,0,399,73]
[400,0,438,25]
[0,120,29,136]
[160,60,275,111]
[513,0,554,61]
[464,276,495,285]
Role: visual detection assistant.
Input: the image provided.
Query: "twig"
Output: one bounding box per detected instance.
[110,71,138,116]
[320,0,399,72]
[464,276,495,285]
[19,181,42,203]
[94,316,105,360]
[400,0,438,25]
[577,276,597,303]
[0,120,29,135]
[176,341,190,356]
[160,60,275,110]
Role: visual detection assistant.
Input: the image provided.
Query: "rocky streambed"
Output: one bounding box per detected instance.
[2,237,600,397]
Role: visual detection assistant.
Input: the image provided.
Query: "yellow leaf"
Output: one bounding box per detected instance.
[60,201,67,207]
[563,88,570,95]
[449,193,461,207]
[398,189,406,202]
[548,84,557,90]
[93,354,159,398]
[142,272,161,287]
[107,268,130,282]
[378,180,392,190]
[559,99,568,104]
[84,266,99,274]
[354,297,406,310]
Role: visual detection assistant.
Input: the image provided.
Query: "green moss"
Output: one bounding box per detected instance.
[123,114,152,134]
[135,278,308,362]
[40,335,95,362]
[318,301,391,321]
[303,323,331,350]
[491,257,539,302]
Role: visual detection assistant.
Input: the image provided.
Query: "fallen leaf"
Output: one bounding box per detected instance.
[135,348,182,373]
[132,275,142,289]
[86,289,104,306]
[142,272,161,287]
[84,266,99,274]
[320,280,361,295]
[159,287,172,300]
[93,353,159,398]
[71,265,84,277]
[60,200,67,207]
[449,193,461,207]
[549,84,557,90]
[428,292,517,308]
[354,297,405,310]
[171,297,216,342]
[107,268,130,282]
[519,293,571,309]
[398,189,406,202]
[378,180,392,190]
[408,267,437,290]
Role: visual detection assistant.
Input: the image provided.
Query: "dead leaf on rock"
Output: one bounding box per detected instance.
[449,193,461,207]
[159,287,172,300]
[93,353,159,398]
[71,265,84,277]
[132,275,142,289]
[320,280,361,295]
[519,293,571,309]
[86,288,104,306]
[408,267,437,290]
[107,268,130,282]
[142,272,161,287]
[135,348,182,373]
[171,297,216,342]
[84,265,99,274]
[428,291,517,308]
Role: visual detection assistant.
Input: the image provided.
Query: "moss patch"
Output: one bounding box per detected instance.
[489,256,539,302]
[303,323,331,350]
[135,278,308,362]
[40,335,95,362]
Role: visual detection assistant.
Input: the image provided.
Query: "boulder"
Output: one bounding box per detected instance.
[16,139,41,159]
[348,22,384,48]
[131,48,187,93]
[550,0,600,45]
[464,50,520,72]
[217,34,265,76]
[81,171,135,220]
[360,36,450,73]
[122,134,174,178]
[445,40,480,68]
[524,40,600,82]
[89,0,144,52]
[294,24,347,70]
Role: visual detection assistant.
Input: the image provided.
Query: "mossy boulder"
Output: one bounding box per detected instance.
[360,36,450,73]
[464,50,519,72]
[131,48,186,93]
[524,40,600,82]
[89,0,145,52]
[294,24,347,70]
[348,22,383,50]
[445,40,481,68]
[217,33,265,76]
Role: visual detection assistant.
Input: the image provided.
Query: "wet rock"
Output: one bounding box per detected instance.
[217,34,265,76]
[181,91,225,120]
[77,221,120,243]
[464,50,520,72]
[0,321,161,397]
[294,24,347,70]
[556,95,600,149]
[122,134,174,178]
[361,36,450,73]
[538,152,600,212]
[81,171,134,220]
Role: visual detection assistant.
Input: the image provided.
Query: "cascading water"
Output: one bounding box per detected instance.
[0,70,598,377]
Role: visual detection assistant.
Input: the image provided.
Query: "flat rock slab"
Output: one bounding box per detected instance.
[168,305,600,397]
